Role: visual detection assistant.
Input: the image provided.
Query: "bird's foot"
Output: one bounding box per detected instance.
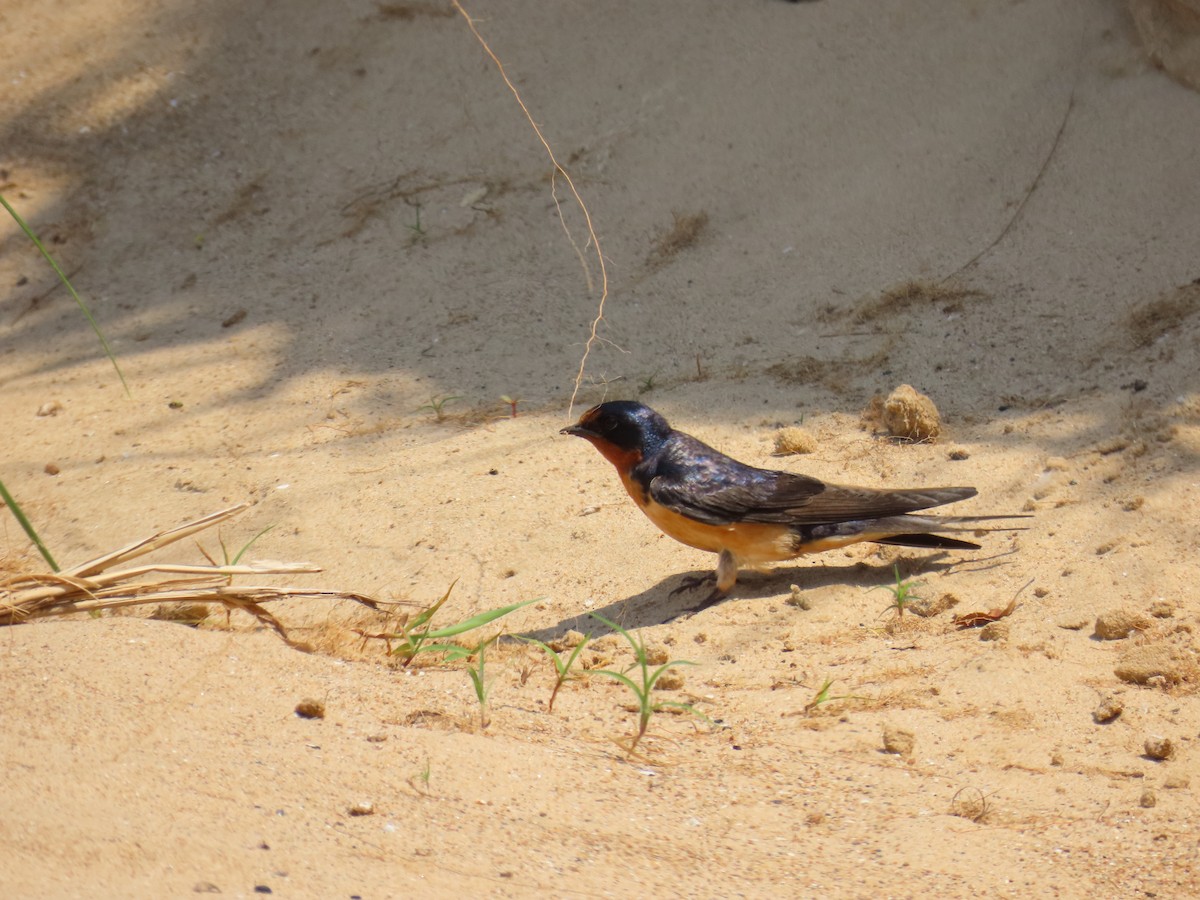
[669,572,716,597]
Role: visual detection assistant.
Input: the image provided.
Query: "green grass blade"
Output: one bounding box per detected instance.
[1,193,129,396]
[229,524,277,565]
[402,580,459,636]
[0,477,59,571]
[403,638,494,662]
[467,667,485,698]
[389,640,461,662]
[421,598,537,639]
[424,580,459,617]
[562,637,591,671]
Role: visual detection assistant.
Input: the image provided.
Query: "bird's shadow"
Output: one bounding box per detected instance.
[515,552,1005,644]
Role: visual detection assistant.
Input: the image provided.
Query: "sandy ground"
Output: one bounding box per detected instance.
[4,0,1200,896]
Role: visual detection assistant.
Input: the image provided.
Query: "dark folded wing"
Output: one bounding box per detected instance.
[650,469,977,527]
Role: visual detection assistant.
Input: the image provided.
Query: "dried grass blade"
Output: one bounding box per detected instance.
[83,561,321,586]
[3,584,380,627]
[61,503,252,578]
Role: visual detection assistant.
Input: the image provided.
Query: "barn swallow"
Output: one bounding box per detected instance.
[562,401,1027,613]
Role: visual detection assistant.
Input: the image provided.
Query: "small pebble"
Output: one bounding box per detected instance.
[644,646,669,666]
[1094,609,1151,640]
[786,584,812,610]
[1092,696,1123,724]
[348,802,375,816]
[549,629,586,652]
[1139,789,1157,808]
[1144,736,1175,761]
[773,426,818,455]
[883,384,942,442]
[36,400,63,417]
[908,592,958,618]
[882,725,915,758]
[979,621,1009,642]
[460,185,489,207]
[655,670,685,691]
[44,462,60,476]
[1114,644,1193,685]
[295,699,325,719]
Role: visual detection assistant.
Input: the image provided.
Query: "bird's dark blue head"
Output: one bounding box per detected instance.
[561,401,673,459]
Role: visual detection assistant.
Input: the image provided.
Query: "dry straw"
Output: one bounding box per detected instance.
[0,503,379,650]
[451,0,609,417]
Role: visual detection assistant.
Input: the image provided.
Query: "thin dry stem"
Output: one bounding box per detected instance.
[61,502,252,578]
[451,1,609,417]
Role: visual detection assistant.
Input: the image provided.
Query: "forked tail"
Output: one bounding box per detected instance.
[868,513,1030,551]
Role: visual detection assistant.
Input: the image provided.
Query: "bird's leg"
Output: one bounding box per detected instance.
[715,548,740,593]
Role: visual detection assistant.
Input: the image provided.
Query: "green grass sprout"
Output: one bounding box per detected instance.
[872,564,923,618]
[804,677,868,716]
[406,199,426,239]
[588,612,706,754]
[384,582,535,666]
[408,756,432,796]
[418,394,462,422]
[464,636,497,728]
[637,368,662,395]
[192,522,278,625]
[519,632,592,713]
[220,524,276,566]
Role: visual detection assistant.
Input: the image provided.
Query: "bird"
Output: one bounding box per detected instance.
[562,400,1027,614]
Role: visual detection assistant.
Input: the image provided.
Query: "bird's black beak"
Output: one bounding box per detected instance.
[561,424,588,437]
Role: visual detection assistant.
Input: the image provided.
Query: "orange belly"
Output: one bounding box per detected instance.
[619,471,797,562]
